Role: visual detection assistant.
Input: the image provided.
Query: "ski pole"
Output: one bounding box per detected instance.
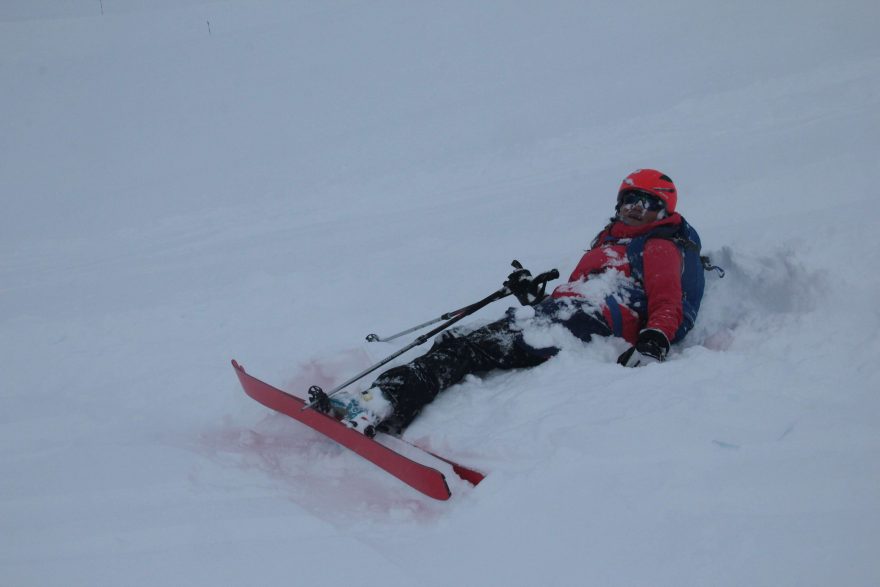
[365,301,492,343]
[302,287,512,412]
[365,261,559,342]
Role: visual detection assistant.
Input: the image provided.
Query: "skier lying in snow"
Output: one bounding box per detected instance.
[323,169,713,436]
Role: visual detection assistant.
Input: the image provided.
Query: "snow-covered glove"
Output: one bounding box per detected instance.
[504,266,542,306]
[617,329,670,367]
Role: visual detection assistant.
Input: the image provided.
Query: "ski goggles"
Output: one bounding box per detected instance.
[618,190,666,212]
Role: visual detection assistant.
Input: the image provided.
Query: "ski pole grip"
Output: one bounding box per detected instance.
[531,268,560,303]
[533,268,560,284]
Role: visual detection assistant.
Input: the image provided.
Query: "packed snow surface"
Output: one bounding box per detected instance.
[2,1,879,585]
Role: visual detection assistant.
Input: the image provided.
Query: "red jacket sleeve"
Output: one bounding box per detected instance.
[641,239,683,341]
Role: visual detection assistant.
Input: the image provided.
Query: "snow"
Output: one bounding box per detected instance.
[2,0,879,585]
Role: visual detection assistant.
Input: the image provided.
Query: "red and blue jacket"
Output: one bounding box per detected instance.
[551,214,688,345]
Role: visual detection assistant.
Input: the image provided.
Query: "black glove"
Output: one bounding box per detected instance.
[617,329,670,367]
[504,265,541,306]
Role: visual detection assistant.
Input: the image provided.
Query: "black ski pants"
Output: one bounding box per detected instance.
[373,298,612,431]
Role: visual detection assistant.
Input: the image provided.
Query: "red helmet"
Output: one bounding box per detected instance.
[618,169,677,214]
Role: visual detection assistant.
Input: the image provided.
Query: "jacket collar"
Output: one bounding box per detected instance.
[608,212,682,239]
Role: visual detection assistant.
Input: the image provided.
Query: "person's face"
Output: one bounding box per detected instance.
[617,191,665,227]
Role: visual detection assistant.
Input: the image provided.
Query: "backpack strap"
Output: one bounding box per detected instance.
[593,217,724,279]
[642,217,725,278]
[700,256,725,277]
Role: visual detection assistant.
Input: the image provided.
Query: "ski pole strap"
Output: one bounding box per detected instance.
[530,268,560,303]
[604,295,624,337]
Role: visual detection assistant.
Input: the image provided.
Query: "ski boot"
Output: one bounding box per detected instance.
[309,385,393,438]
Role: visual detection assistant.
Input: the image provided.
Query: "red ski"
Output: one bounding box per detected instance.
[232,360,483,500]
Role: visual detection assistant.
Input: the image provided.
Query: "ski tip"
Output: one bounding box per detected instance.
[452,464,486,486]
[231,359,244,372]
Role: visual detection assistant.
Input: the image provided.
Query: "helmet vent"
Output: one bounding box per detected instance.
[659,174,673,183]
